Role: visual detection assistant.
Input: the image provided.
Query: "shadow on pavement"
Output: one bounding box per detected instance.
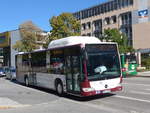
[64,93,115,102]
[10,79,115,101]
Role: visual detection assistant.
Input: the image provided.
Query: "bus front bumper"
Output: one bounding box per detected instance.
[81,86,123,97]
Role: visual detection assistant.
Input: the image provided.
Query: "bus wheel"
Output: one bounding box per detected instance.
[25,77,29,87]
[56,82,63,96]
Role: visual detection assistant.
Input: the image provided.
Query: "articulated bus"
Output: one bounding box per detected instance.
[16,36,122,97]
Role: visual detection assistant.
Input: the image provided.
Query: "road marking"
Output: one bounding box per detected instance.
[115,95,150,103]
[0,106,12,109]
[0,105,30,109]
[34,99,60,106]
[61,98,121,112]
[123,83,150,87]
[130,91,150,95]
[0,97,30,109]
[145,89,150,91]
[138,71,150,74]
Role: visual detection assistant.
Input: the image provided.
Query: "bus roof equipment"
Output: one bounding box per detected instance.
[48,36,101,49]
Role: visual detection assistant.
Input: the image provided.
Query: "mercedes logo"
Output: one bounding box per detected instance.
[105,84,108,88]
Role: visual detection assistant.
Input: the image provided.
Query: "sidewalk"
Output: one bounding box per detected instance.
[0,97,30,109]
[0,97,23,109]
[136,71,150,77]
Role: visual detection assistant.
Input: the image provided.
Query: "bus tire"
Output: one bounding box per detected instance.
[56,82,63,96]
[25,77,29,87]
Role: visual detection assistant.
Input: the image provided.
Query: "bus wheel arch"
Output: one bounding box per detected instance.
[55,78,64,96]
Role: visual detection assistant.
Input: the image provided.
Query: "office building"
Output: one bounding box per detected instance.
[73,0,150,50]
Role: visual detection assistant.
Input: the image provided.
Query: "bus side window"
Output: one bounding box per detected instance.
[49,50,64,74]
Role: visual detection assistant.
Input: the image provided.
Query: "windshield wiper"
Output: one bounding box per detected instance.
[98,74,120,80]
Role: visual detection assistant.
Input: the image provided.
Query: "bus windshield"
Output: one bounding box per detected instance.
[85,44,121,81]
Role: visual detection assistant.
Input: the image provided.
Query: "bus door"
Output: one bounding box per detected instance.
[65,55,81,93]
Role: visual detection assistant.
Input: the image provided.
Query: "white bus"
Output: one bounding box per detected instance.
[16,36,122,96]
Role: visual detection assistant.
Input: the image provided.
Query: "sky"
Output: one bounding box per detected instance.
[0,0,107,33]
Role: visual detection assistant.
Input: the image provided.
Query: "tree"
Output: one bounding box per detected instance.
[13,30,37,52]
[101,28,134,53]
[13,41,24,52]
[49,13,81,41]
[19,21,42,32]
[13,21,47,52]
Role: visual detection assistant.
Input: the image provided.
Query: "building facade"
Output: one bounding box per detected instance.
[0,29,48,68]
[73,0,150,50]
[0,30,21,67]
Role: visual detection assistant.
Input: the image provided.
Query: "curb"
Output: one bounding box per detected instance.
[0,105,30,110]
[136,75,150,78]
[123,75,150,78]
[0,106,12,109]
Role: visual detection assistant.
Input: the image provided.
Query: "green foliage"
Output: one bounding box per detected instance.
[21,30,37,52]
[13,40,24,52]
[13,21,47,52]
[141,57,150,69]
[13,30,37,52]
[49,13,81,41]
[101,28,134,53]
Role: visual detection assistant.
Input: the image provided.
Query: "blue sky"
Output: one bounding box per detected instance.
[0,0,107,33]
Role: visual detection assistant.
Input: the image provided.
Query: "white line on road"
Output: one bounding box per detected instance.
[123,83,150,87]
[130,91,150,95]
[115,95,150,103]
[145,89,150,91]
[138,71,150,74]
[61,98,123,113]
[0,97,30,109]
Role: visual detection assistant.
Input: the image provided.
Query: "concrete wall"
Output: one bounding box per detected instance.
[132,0,150,49]
[10,30,21,68]
[133,22,150,49]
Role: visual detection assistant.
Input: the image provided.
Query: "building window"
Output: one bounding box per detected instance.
[91,8,94,16]
[118,0,122,9]
[94,7,97,16]
[82,34,86,36]
[120,12,132,46]
[104,4,107,13]
[124,0,129,6]
[73,0,134,20]
[84,10,88,18]
[82,23,86,30]
[97,6,100,15]
[129,0,133,5]
[110,1,114,11]
[94,19,102,31]
[87,33,91,36]
[93,19,102,38]
[111,15,117,24]
[81,11,84,19]
[87,22,91,29]
[120,12,132,25]
[105,17,111,25]
[122,0,125,7]
[114,0,118,10]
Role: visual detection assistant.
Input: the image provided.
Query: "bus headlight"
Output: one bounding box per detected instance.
[82,88,95,92]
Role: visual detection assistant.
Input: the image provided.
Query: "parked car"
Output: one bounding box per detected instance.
[6,68,16,80]
[0,68,6,77]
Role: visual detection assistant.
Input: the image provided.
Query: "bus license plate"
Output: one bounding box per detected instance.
[96,90,101,94]
[102,90,111,93]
